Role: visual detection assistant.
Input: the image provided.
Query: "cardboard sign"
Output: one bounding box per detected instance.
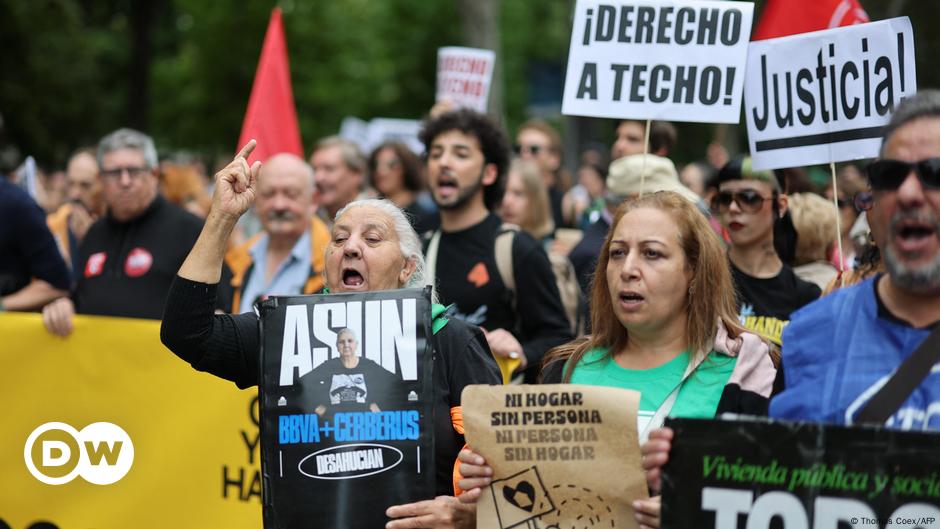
[662,417,940,529]
[463,384,648,529]
[562,0,754,123]
[259,288,434,529]
[744,18,916,170]
[436,47,496,112]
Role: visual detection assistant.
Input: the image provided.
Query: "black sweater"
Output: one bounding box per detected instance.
[429,213,574,381]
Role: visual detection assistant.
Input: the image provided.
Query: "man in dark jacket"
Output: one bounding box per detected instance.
[42,128,227,335]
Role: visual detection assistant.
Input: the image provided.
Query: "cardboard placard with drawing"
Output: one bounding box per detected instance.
[462,384,648,529]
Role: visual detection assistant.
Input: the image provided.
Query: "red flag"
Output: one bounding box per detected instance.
[753,0,869,41]
[237,8,303,164]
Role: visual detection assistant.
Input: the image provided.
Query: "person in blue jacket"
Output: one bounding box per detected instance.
[769,90,940,431]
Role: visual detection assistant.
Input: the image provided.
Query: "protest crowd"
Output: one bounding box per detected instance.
[2,1,938,529]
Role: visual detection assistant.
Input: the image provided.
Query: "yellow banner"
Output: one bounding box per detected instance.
[0,313,261,528]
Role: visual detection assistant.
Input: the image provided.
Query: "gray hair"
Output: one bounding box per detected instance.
[97,128,158,169]
[881,90,940,156]
[314,136,367,175]
[334,198,428,291]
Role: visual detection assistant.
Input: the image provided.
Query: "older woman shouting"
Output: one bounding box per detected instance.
[160,141,500,529]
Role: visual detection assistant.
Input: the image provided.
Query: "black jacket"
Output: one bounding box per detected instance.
[75,195,229,318]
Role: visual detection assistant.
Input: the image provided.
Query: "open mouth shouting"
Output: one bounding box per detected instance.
[434,173,459,200]
[892,214,939,258]
[341,266,367,290]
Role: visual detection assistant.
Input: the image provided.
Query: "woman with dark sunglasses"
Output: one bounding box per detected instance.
[714,156,820,347]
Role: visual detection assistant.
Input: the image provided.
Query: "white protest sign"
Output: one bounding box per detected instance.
[562,0,754,123]
[339,116,370,153]
[436,47,495,113]
[366,118,423,155]
[745,17,916,171]
[339,117,423,155]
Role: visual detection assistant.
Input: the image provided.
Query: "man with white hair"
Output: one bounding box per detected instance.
[771,90,940,431]
[225,153,329,313]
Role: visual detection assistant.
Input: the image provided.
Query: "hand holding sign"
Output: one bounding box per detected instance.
[211,140,262,223]
[384,495,475,529]
[640,426,673,495]
[456,448,493,504]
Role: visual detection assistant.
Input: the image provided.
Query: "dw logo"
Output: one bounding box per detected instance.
[24,422,134,485]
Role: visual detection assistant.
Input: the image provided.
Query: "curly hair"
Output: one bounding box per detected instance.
[419,109,510,210]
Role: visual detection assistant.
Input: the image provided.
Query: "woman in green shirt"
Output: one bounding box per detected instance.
[457,191,777,529]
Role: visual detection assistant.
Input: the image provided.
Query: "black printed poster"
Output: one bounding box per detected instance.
[258,288,435,529]
[662,418,940,529]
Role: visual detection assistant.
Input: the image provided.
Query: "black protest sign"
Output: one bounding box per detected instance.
[662,418,940,529]
[258,288,434,529]
[745,17,916,171]
[562,0,754,123]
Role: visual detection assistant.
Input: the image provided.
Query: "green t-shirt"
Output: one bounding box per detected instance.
[568,348,737,434]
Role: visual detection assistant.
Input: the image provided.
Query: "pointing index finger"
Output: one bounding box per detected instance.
[236,139,257,161]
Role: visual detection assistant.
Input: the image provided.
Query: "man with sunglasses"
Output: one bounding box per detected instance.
[42,128,226,335]
[770,90,940,430]
[715,156,821,347]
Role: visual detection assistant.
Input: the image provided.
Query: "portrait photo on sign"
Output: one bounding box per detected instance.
[258,288,434,529]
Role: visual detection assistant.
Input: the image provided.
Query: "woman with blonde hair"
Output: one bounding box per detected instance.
[788,192,839,290]
[499,158,555,245]
[457,191,777,529]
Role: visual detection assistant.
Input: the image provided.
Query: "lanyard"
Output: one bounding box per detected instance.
[639,351,708,444]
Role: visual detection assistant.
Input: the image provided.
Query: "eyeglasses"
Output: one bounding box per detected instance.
[514,144,544,156]
[100,166,150,180]
[867,158,940,191]
[714,189,775,213]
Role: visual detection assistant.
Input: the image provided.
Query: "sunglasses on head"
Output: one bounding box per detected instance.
[513,144,543,156]
[867,158,940,191]
[714,189,775,213]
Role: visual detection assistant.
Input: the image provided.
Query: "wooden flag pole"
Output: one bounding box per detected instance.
[830,161,846,288]
[639,119,652,197]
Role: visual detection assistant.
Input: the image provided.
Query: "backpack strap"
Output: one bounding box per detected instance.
[425,229,442,293]
[854,324,940,425]
[494,224,518,306]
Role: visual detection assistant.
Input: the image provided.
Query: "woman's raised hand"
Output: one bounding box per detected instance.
[211,140,262,222]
